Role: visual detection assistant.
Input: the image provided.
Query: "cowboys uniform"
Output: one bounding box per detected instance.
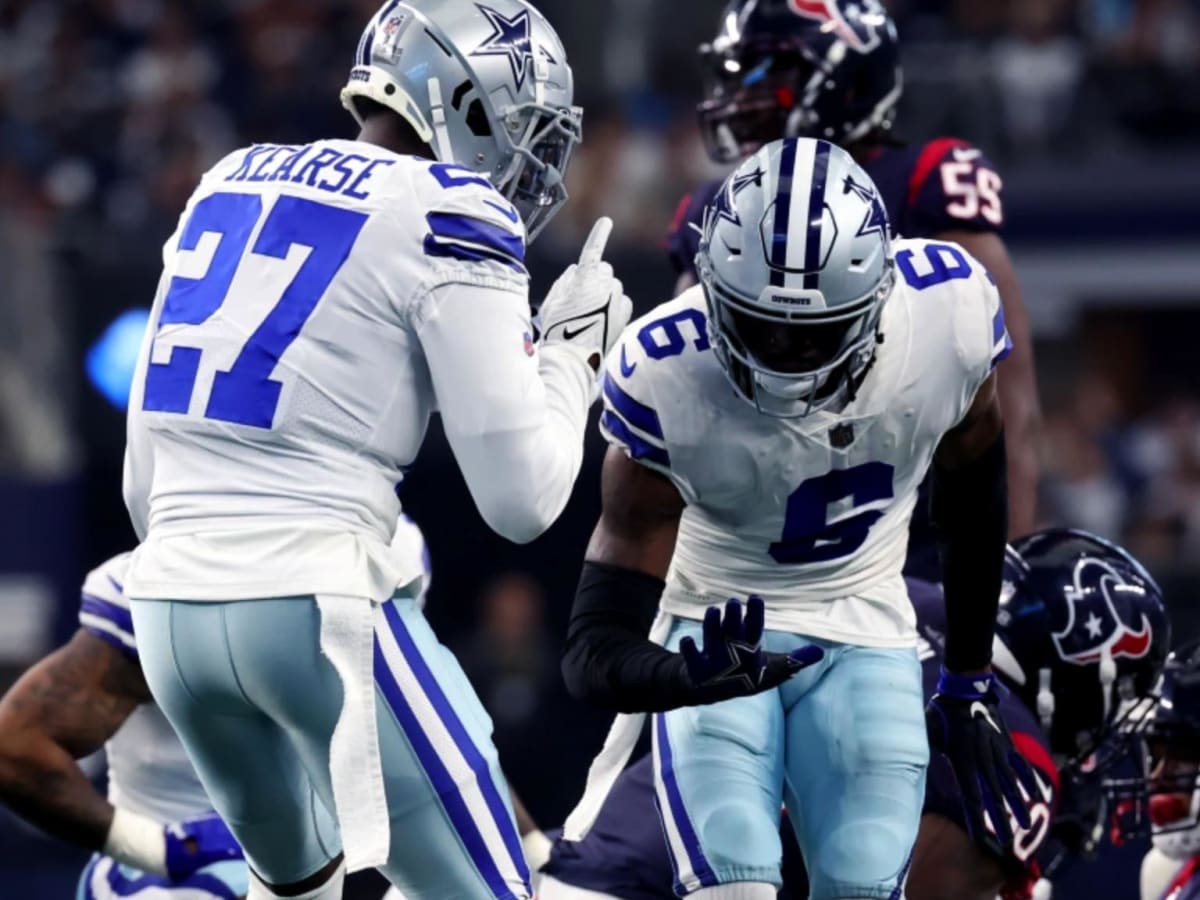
[120,2,610,897]
[75,517,430,900]
[586,138,1011,899]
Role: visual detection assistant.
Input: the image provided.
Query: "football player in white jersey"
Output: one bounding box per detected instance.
[0,518,433,900]
[559,138,1039,900]
[0,552,246,899]
[119,3,629,900]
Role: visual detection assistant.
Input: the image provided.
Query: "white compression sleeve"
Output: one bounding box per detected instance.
[417,280,594,544]
[103,807,168,876]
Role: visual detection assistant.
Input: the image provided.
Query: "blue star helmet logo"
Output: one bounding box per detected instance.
[843,174,889,238]
[472,5,535,90]
[712,167,764,229]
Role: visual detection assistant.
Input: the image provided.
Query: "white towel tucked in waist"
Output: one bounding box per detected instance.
[317,594,390,872]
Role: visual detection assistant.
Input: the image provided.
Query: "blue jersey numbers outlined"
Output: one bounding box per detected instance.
[143,192,368,428]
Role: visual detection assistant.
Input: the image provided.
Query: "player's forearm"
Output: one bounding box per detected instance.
[421,283,595,542]
[562,562,692,712]
[0,734,114,849]
[933,431,1008,673]
[997,372,1040,538]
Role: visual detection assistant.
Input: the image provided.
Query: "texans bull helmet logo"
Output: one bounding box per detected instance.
[1052,556,1155,665]
[786,0,887,54]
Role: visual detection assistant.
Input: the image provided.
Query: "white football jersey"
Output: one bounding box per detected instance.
[600,239,1010,646]
[123,139,543,601]
[79,554,212,823]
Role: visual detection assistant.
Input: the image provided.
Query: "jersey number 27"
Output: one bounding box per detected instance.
[142,191,367,428]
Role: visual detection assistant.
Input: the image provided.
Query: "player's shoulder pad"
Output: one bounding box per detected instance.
[415,161,527,276]
[907,136,1005,234]
[79,552,136,659]
[895,236,1010,382]
[599,289,712,480]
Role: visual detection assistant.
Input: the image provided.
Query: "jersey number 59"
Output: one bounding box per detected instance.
[143,191,367,429]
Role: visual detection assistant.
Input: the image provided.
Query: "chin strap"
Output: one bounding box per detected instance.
[427,79,454,162]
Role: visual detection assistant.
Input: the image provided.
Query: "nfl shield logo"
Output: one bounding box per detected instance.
[830,423,855,449]
[523,331,536,357]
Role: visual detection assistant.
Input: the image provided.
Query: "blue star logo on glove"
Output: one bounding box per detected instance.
[472,5,535,89]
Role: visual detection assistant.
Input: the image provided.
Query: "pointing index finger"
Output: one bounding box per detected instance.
[578,216,613,267]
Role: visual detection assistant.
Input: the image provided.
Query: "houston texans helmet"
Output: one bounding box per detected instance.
[1107,642,1200,861]
[695,137,894,418]
[698,0,902,164]
[993,529,1170,858]
[340,0,582,238]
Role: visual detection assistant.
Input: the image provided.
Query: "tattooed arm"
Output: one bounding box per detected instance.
[0,629,150,848]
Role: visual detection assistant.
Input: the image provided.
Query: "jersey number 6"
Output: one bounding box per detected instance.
[770,462,896,564]
[143,191,368,428]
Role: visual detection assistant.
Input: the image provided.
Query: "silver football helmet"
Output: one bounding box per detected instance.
[341,0,581,239]
[695,137,895,418]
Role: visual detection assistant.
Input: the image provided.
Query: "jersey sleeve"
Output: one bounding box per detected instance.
[78,553,136,659]
[906,138,1006,237]
[664,180,722,279]
[417,163,529,282]
[952,253,1012,401]
[598,325,697,504]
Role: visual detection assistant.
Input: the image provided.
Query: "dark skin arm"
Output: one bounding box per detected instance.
[585,446,686,576]
[0,630,151,849]
[906,812,1006,900]
[941,230,1040,537]
[933,369,1004,676]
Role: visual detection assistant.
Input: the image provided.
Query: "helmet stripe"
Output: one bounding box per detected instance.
[362,0,402,66]
[769,139,800,287]
[802,140,832,289]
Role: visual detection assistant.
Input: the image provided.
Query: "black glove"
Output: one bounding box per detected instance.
[679,596,824,705]
[926,668,1042,858]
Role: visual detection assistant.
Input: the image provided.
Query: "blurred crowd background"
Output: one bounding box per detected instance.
[2,0,1200,895]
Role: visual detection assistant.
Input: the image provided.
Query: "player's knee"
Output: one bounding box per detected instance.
[809,821,912,899]
[695,803,781,875]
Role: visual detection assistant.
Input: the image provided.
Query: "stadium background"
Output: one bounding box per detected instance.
[1,0,1199,896]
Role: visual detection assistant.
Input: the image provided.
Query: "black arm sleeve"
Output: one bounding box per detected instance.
[933,430,1008,673]
[561,561,691,713]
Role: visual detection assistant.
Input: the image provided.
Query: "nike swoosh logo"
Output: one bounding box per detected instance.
[484,200,520,223]
[620,346,637,377]
[107,574,125,595]
[970,701,1002,734]
[952,147,983,163]
[563,322,598,341]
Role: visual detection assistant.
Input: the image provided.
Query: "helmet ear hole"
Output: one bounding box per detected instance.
[465,99,492,139]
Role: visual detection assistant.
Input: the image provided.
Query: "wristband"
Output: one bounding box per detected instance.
[936,667,997,700]
[103,807,168,876]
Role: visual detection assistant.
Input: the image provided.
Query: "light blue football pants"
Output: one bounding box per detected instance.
[129,595,530,900]
[653,621,928,900]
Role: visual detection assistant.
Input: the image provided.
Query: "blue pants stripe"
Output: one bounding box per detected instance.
[654,712,719,891]
[375,604,531,897]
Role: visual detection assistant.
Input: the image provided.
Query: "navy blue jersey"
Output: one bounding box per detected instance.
[663,138,1005,582]
[541,757,666,900]
[1170,859,1200,900]
[545,579,1056,900]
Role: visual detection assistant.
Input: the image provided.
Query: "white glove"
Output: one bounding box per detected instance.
[537,217,633,369]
